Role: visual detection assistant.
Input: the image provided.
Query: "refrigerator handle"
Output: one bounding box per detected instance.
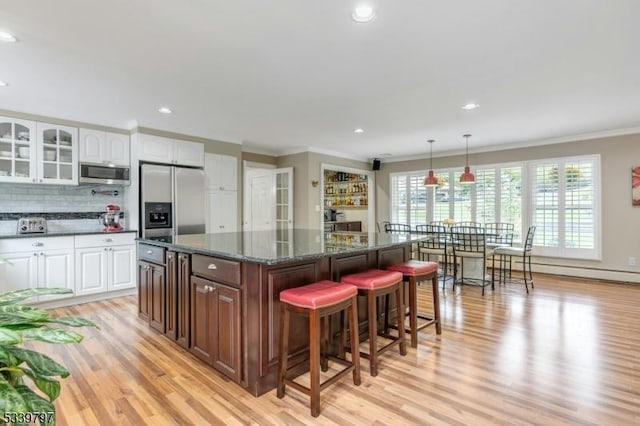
[171,167,177,238]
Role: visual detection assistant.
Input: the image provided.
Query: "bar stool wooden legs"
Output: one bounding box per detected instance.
[387,260,442,347]
[277,280,361,417]
[341,269,406,377]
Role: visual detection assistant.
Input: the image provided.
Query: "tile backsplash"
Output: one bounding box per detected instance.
[0,183,129,233]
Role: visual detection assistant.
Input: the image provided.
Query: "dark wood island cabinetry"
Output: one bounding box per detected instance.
[137,230,422,396]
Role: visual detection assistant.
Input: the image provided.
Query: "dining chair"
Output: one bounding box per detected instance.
[415,224,428,234]
[418,224,450,290]
[384,223,411,233]
[449,226,494,295]
[485,223,515,278]
[493,226,536,293]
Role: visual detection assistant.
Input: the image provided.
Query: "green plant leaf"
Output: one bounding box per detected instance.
[22,369,60,402]
[0,304,50,320]
[14,384,56,424]
[7,348,69,378]
[0,288,73,306]
[0,326,22,345]
[47,316,98,328]
[0,346,17,365]
[22,327,84,344]
[0,375,28,414]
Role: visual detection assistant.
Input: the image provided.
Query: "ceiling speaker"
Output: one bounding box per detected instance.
[372,158,381,171]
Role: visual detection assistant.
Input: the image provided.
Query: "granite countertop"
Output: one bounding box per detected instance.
[138,229,425,265]
[0,229,138,239]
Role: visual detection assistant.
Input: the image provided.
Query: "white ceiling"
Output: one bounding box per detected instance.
[1,1,639,161]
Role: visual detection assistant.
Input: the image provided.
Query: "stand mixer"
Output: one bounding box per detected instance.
[100,204,123,232]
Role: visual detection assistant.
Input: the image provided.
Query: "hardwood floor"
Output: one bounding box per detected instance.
[30,274,640,425]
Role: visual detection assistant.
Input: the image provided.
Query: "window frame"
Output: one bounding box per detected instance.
[388,154,601,260]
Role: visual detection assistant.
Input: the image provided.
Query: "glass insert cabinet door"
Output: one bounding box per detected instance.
[36,122,78,184]
[0,117,37,183]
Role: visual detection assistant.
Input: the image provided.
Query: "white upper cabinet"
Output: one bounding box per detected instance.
[79,129,130,166]
[205,153,238,191]
[137,134,204,167]
[36,122,78,185]
[0,117,78,185]
[0,116,37,183]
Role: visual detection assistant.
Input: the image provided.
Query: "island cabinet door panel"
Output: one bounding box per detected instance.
[262,262,321,371]
[137,261,150,320]
[148,263,166,333]
[212,284,241,383]
[190,276,214,365]
[165,252,178,340]
[176,253,191,349]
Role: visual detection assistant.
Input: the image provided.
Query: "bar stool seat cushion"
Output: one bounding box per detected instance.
[387,260,438,276]
[279,280,357,309]
[341,269,403,290]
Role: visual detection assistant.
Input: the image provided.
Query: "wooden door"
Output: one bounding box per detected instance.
[148,262,166,333]
[176,253,191,348]
[190,276,214,365]
[137,261,150,320]
[212,284,241,382]
[165,252,178,340]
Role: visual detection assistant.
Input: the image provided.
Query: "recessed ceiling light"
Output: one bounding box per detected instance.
[0,32,17,43]
[0,81,7,87]
[462,103,480,110]
[354,128,364,134]
[158,107,172,114]
[352,5,376,23]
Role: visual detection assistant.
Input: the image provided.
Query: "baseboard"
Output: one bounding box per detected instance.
[34,288,137,310]
[509,260,640,284]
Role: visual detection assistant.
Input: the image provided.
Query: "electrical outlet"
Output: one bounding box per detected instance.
[629,257,637,267]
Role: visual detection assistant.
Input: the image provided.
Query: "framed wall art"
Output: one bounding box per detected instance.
[633,166,640,206]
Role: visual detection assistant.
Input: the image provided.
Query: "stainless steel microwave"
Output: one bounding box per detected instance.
[79,162,130,185]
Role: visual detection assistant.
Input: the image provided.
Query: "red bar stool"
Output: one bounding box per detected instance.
[387,260,441,347]
[277,280,361,418]
[341,269,406,377]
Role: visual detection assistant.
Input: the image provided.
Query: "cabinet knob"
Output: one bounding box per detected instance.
[32,178,36,182]
[146,250,153,254]
[208,285,216,293]
[33,252,37,256]
[39,179,43,182]
[207,263,217,270]
[39,252,44,256]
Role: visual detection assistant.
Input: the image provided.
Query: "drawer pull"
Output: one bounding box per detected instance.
[208,263,217,270]
[146,250,153,254]
[32,242,44,247]
[104,238,113,243]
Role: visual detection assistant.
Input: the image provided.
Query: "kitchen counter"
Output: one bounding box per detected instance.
[137,229,422,396]
[138,229,422,265]
[0,229,137,239]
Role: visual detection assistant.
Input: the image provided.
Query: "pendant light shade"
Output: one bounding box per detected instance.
[423,139,439,186]
[459,133,475,185]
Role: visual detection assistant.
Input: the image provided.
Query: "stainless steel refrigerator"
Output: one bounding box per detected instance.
[140,164,206,238]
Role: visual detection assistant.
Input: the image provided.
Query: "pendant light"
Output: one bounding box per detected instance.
[423,139,438,186]
[459,133,475,185]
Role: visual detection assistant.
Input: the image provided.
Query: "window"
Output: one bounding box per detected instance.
[530,155,600,259]
[389,154,600,259]
[390,173,427,227]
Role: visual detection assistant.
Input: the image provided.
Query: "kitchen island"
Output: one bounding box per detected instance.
[137,229,423,396]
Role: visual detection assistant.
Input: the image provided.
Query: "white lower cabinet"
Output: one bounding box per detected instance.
[0,236,74,301]
[75,233,136,296]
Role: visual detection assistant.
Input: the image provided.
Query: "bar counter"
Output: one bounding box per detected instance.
[137,230,423,396]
